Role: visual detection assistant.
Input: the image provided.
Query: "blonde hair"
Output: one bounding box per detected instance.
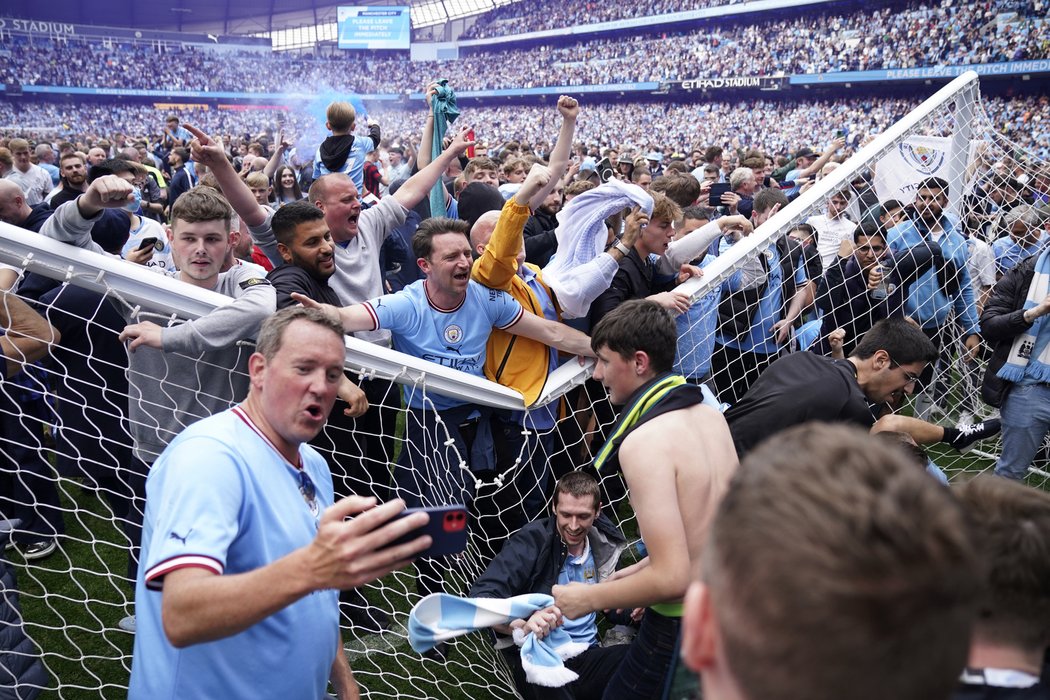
[326,102,356,132]
[245,171,270,189]
[650,192,683,224]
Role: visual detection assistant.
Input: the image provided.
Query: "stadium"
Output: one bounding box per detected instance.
[0,0,1048,697]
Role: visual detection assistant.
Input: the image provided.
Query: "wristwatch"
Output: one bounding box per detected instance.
[612,241,631,257]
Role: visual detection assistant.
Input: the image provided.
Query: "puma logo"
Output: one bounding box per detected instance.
[169,530,192,545]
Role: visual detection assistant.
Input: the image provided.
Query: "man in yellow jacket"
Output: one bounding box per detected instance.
[470,105,643,528]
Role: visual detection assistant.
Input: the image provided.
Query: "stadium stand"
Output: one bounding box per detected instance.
[0,0,1048,696]
[1,1,1048,93]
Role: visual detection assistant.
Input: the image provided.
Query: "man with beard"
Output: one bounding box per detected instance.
[47,153,88,208]
[816,221,901,358]
[886,177,981,419]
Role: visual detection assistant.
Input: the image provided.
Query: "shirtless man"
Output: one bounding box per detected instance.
[553,299,739,699]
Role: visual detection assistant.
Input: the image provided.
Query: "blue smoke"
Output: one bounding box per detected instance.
[284,86,370,164]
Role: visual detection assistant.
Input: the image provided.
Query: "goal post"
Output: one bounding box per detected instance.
[0,69,1045,699]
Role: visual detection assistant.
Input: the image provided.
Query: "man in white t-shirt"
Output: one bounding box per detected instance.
[807,190,857,270]
[4,139,52,206]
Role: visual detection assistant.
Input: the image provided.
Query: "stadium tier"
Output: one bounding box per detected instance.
[1,0,1048,98]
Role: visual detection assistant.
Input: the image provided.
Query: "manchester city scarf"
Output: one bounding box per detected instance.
[997,246,1050,384]
[409,593,589,688]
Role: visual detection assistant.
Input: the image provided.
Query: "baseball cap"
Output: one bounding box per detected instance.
[795,147,817,159]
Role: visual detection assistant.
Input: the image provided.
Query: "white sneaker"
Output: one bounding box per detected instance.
[118,615,136,633]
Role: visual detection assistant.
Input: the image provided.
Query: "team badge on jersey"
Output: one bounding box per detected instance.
[444,324,463,344]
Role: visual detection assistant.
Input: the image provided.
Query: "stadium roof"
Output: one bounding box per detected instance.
[5,0,510,33]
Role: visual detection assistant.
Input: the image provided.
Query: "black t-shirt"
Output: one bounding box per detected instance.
[725,351,874,457]
[50,186,82,210]
[266,263,340,309]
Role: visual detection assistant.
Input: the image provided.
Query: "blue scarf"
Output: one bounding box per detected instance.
[428,80,459,218]
[409,593,589,688]
[997,246,1050,384]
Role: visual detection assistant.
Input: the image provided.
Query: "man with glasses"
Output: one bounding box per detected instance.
[726,317,946,457]
[128,307,432,699]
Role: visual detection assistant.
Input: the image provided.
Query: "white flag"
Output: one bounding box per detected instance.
[874,136,952,206]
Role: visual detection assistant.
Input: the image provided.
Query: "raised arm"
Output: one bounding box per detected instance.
[392,126,475,212]
[528,96,578,212]
[415,82,439,171]
[40,175,135,255]
[474,165,551,291]
[185,124,269,229]
[797,137,845,179]
[658,215,752,274]
[263,129,292,181]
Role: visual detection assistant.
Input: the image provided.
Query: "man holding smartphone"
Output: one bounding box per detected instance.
[128,307,432,699]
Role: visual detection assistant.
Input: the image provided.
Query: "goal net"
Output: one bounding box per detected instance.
[0,70,1045,699]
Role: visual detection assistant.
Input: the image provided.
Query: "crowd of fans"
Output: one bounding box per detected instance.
[458,0,744,38]
[1,34,1049,696]
[2,94,1049,162]
[459,0,1042,40]
[2,0,1047,96]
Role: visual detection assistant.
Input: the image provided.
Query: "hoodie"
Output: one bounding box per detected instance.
[312,124,381,191]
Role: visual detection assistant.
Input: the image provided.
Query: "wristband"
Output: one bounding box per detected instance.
[613,241,631,257]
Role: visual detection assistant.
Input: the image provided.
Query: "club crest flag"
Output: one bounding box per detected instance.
[874,136,952,205]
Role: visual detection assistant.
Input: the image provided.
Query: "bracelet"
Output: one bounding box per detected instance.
[613,241,631,257]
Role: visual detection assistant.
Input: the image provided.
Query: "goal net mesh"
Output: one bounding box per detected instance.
[0,73,1046,698]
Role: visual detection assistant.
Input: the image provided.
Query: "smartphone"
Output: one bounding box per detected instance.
[136,237,159,251]
[465,129,476,159]
[384,504,468,558]
[708,182,731,206]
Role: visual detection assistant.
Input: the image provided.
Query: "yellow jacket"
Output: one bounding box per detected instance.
[471,199,560,405]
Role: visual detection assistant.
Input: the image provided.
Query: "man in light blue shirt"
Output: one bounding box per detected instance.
[710,189,812,405]
[886,177,981,418]
[296,217,594,594]
[129,307,431,699]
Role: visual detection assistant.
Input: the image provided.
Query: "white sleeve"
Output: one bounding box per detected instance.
[544,253,620,319]
[657,220,722,274]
